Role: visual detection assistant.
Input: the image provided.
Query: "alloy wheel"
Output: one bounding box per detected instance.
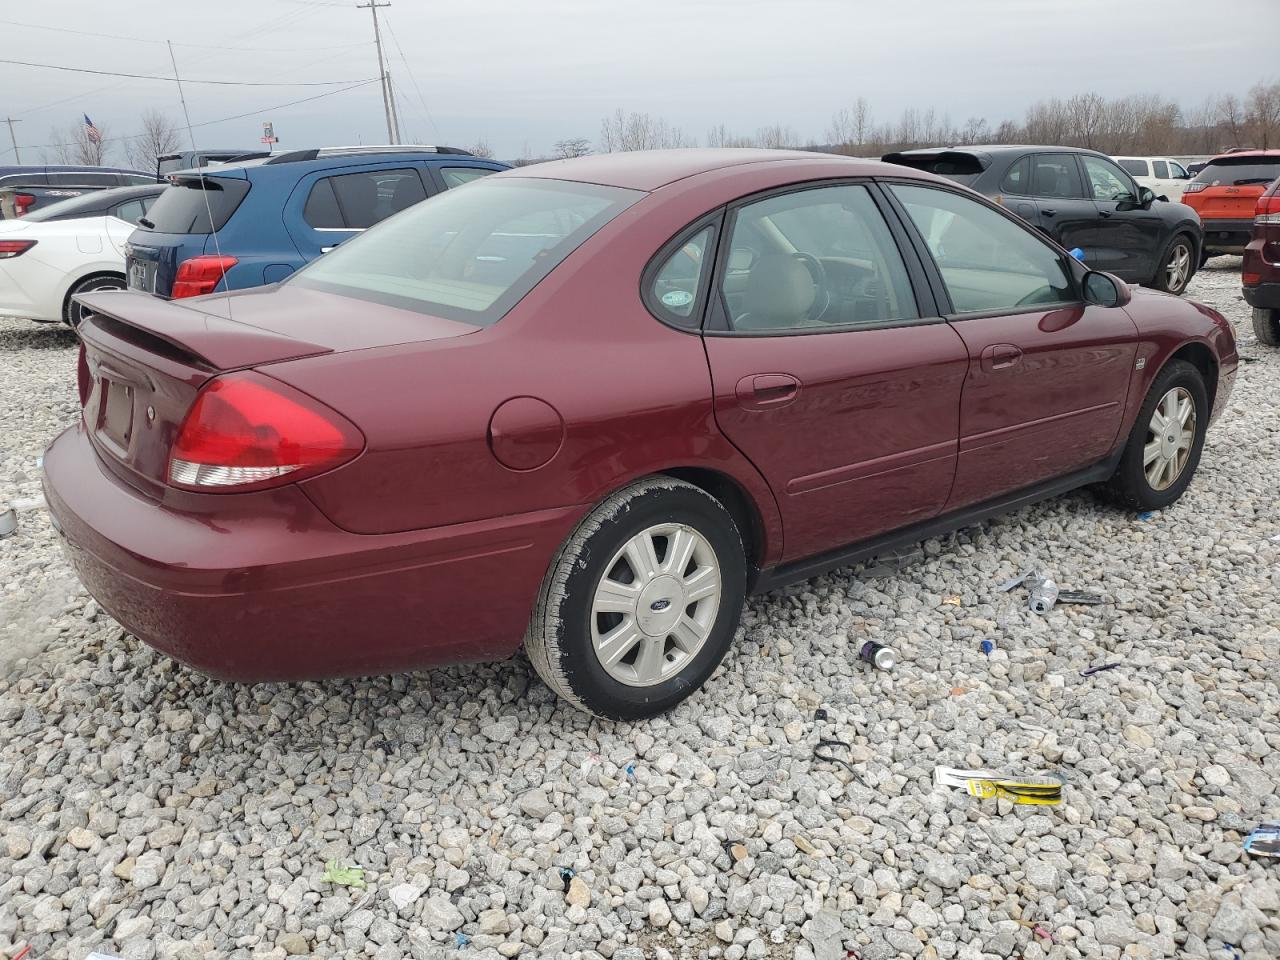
[1165,243,1191,292]
[590,522,721,687]
[1144,386,1196,491]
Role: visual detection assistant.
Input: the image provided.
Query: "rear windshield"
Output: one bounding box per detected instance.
[291,177,642,326]
[1193,156,1280,187]
[24,191,107,221]
[156,156,185,175]
[140,176,251,233]
[882,151,986,185]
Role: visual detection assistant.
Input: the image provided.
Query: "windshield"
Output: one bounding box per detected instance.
[1193,157,1280,186]
[291,177,643,326]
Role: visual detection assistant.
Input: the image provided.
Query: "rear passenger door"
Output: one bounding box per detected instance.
[284,165,432,263]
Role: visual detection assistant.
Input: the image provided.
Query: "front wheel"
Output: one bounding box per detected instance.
[1253,307,1280,347]
[64,274,125,326]
[1153,236,1195,296]
[525,477,747,720]
[1104,360,1208,511]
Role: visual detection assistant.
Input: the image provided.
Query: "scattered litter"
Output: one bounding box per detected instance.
[624,762,636,781]
[1016,919,1056,942]
[1243,821,1280,858]
[811,710,865,780]
[578,753,601,775]
[858,546,924,579]
[1223,944,1244,960]
[998,569,1036,592]
[856,640,895,671]
[0,509,15,539]
[14,947,32,960]
[980,639,996,657]
[1027,576,1060,614]
[1080,662,1122,677]
[999,569,1105,613]
[934,766,1064,805]
[1270,534,1280,543]
[950,686,968,696]
[942,595,962,606]
[558,866,575,892]
[1013,719,1052,735]
[320,860,366,889]
[455,931,471,948]
[1137,511,1154,521]
[1239,355,1261,363]
[1056,590,1105,605]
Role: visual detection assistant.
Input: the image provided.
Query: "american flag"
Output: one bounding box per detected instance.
[83,114,102,145]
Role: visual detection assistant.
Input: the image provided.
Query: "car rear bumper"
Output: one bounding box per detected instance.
[1200,219,1253,253]
[0,260,58,322]
[43,422,581,682]
[1243,280,1280,311]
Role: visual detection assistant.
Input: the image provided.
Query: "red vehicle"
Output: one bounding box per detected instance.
[1243,176,1280,345]
[1182,150,1280,261]
[43,150,1237,719]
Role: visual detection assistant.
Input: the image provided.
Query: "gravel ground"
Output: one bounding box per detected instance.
[1,261,1277,960]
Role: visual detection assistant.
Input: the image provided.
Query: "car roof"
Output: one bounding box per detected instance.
[1204,149,1280,161]
[892,144,1109,160]
[498,148,893,191]
[181,147,496,179]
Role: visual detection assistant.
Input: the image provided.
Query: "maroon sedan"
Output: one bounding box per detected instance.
[44,149,1237,719]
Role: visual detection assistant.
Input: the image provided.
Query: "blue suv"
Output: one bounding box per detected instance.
[125,146,507,299]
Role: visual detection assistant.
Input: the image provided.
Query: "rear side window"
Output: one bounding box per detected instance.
[304,168,427,230]
[441,167,496,189]
[1117,159,1148,177]
[0,172,47,187]
[1194,157,1280,186]
[1001,157,1030,195]
[24,191,106,222]
[120,174,157,186]
[293,178,641,326]
[1029,154,1084,199]
[142,177,251,233]
[646,225,715,327]
[1151,160,1169,178]
[891,184,1074,314]
[111,198,155,224]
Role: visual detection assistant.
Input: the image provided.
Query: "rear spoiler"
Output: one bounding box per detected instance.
[74,290,332,371]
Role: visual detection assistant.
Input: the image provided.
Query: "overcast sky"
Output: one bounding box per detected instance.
[1,0,1275,164]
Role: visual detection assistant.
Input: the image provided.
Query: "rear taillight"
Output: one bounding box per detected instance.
[0,239,36,258]
[168,371,363,491]
[171,255,238,299]
[1255,194,1280,225]
[12,193,36,216]
[1183,182,1208,195]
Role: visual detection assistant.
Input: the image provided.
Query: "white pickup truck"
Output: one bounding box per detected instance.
[1112,156,1194,202]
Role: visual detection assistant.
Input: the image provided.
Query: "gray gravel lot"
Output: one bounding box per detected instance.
[1,261,1277,960]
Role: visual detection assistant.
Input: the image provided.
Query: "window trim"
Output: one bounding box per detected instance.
[878,177,1086,321]
[1077,153,1139,203]
[699,177,944,338]
[639,210,725,333]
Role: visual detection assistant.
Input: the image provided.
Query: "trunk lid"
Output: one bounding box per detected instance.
[73,285,477,495]
[1186,155,1280,219]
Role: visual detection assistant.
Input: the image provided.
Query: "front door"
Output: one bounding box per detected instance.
[1079,154,1164,282]
[695,182,969,562]
[887,182,1138,510]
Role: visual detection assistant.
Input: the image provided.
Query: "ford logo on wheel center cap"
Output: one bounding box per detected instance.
[650,599,672,612]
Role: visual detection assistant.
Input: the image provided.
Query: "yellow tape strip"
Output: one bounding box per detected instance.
[965,778,1062,805]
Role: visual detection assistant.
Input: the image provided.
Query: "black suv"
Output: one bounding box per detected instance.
[882,146,1204,296]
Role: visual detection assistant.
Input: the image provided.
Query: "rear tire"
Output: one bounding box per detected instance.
[1104,360,1208,511]
[525,477,747,720]
[1152,235,1195,295]
[1253,307,1280,347]
[63,274,125,327]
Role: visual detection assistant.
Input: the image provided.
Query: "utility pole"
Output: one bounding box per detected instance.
[356,0,398,144]
[3,118,21,164]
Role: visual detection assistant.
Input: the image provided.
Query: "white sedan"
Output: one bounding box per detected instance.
[0,185,162,326]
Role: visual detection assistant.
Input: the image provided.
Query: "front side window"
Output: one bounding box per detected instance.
[890,184,1074,314]
[1081,156,1137,201]
[1029,154,1085,199]
[1169,161,1190,179]
[647,225,714,326]
[441,167,497,189]
[304,168,427,230]
[292,177,641,326]
[718,184,918,332]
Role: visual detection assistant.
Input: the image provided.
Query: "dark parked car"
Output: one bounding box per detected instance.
[46,149,1236,719]
[21,184,165,224]
[127,145,506,299]
[882,145,1204,296]
[1243,176,1280,345]
[0,164,156,218]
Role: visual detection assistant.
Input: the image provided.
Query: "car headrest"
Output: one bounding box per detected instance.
[737,254,815,330]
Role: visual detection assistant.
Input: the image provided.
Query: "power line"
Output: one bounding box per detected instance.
[0,17,373,51]
[0,56,377,86]
[356,0,398,143]
[0,79,382,158]
[383,14,439,140]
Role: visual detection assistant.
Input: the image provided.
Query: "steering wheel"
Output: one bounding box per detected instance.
[792,252,831,321]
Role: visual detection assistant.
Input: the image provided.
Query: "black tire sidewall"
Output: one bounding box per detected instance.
[1115,360,1208,510]
[65,276,124,326]
[1253,308,1280,347]
[550,485,746,720]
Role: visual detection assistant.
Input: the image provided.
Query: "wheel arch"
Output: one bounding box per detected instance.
[1164,340,1218,410]
[659,466,771,581]
[62,269,126,324]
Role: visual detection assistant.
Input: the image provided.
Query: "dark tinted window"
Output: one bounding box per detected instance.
[883,151,985,186]
[0,172,47,187]
[441,167,496,189]
[24,192,108,222]
[1194,156,1280,186]
[303,178,343,228]
[111,198,153,224]
[141,177,251,233]
[1029,154,1084,199]
[1151,160,1169,178]
[294,178,640,326]
[329,168,427,229]
[121,174,157,186]
[47,172,119,186]
[1001,157,1030,194]
[1117,159,1147,177]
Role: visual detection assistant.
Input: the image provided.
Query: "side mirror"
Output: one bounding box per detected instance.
[1156,194,1169,203]
[1084,271,1130,307]
[1138,186,1157,207]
